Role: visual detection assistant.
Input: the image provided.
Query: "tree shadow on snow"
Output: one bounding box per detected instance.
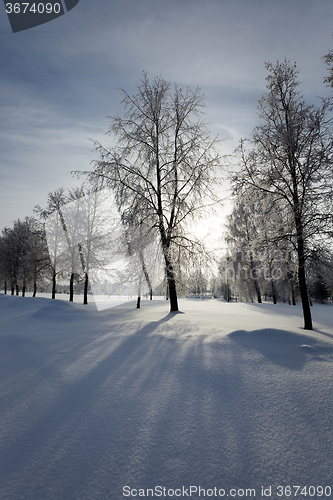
[3,313,333,498]
[0,308,192,490]
[228,328,333,370]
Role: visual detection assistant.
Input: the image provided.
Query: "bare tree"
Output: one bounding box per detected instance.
[79,74,222,312]
[233,61,333,329]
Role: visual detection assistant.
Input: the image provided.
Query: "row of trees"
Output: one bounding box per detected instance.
[0,217,50,297]
[0,187,212,307]
[0,186,161,305]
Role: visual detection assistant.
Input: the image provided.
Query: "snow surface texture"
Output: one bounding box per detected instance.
[0,294,333,500]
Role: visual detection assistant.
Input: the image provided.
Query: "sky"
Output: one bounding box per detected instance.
[1,0,333,231]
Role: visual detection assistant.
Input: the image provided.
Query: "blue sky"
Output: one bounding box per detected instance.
[1,0,333,230]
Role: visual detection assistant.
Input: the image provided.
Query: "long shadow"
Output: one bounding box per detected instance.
[2,316,333,499]
[137,335,260,487]
[1,299,184,409]
[0,309,184,484]
[313,329,333,340]
[134,310,185,335]
[242,302,303,316]
[228,328,333,370]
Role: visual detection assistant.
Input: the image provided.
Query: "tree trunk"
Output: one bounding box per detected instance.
[83,272,88,305]
[22,278,26,297]
[298,259,312,329]
[4,280,7,294]
[16,284,19,296]
[69,273,74,302]
[168,274,178,311]
[254,279,262,303]
[271,279,277,304]
[290,279,296,306]
[136,279,141,308]
[225,281,231,302]
[139,250,153,301]
[288,271,296,305]
[77,244,88,305]
[52,268,56,299]
[250,252,261,303]
[33,278,37,297]
[159,212,178,311]
[164,255,178,311]
[296,223,312,330]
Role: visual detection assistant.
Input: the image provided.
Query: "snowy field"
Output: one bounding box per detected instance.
[11,292,151,311]
[0,294,333,500]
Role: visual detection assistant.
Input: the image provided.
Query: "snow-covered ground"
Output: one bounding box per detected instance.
[11,292,152,310]
[0,294,333,500]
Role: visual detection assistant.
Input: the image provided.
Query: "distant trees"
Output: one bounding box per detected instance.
[225,197,263,303]
[230,60,333,329]
[307,248,333,303]
[83,74,222,312]
[0,218,50,296]
[222,192,301,305]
